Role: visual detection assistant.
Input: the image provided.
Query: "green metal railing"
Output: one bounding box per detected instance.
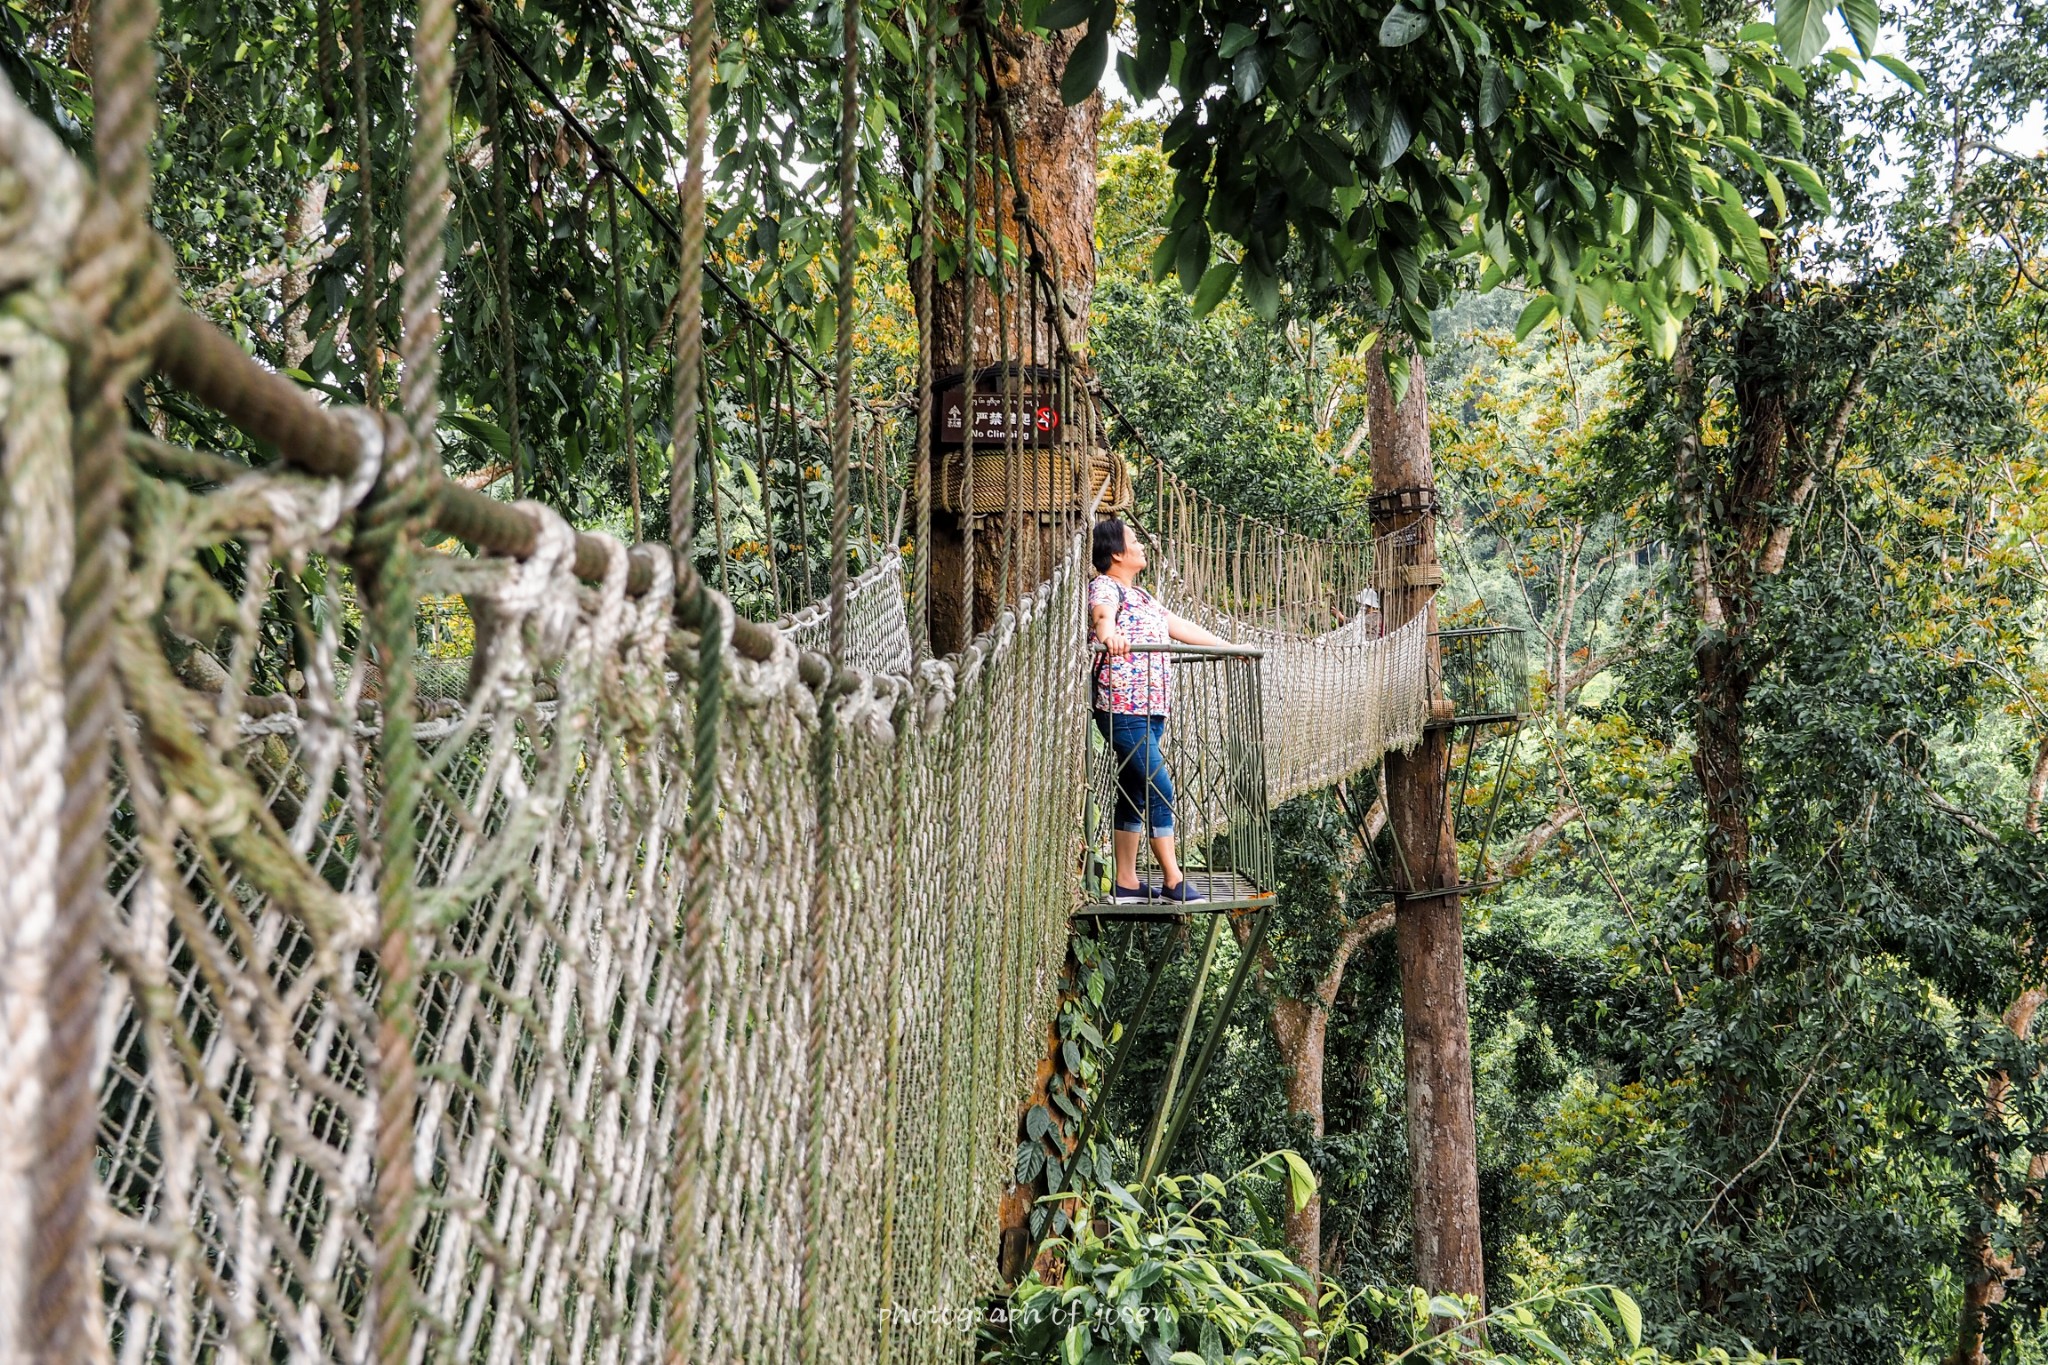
[1433,624,1530,727]
[1080,643,1273,919]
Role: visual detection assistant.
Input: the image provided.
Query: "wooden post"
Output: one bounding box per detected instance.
[1366,334,1487,1306]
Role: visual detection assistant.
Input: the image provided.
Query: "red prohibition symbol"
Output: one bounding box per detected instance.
[1035,406,1060,432]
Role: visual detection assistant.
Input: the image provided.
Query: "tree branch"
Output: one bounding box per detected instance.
[1559,649,1636,701]
[1760,362,1867,578]
[2028,736,2047,838]
[1689,1032,1840,1236]
[1316,906,1395,1009]
[1506,803,1581,877]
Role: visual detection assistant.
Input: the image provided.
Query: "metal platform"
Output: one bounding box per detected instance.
[1075,870,1273,921]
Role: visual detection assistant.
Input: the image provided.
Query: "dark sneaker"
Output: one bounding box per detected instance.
[1159,878,1207,903]
[1109,882,1157,903]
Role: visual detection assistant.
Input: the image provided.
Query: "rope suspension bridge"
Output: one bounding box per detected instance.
[0,0,1520,1359]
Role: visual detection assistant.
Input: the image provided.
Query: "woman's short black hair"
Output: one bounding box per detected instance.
[1092,518,1129,574]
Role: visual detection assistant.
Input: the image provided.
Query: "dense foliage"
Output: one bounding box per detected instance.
[1075,1,2048,1360]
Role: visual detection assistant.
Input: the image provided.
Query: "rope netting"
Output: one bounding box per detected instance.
[0,61,1088,1364]
[0,0,1441,1344]
[783,552,915,678]
[1129,455,1433,808]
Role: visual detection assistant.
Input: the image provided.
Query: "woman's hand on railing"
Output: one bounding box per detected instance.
[1099,625,1131,657]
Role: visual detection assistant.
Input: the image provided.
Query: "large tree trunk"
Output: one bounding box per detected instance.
[919,25,1102,653]
[1953,985,2048,1365]
[917,21,1104,1277]
[1264,897,1393,1284]
[1272,996,1328,1275]
[1366,336,1486,1305]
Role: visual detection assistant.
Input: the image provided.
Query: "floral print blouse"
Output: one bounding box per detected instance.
[1089,575,1172,715]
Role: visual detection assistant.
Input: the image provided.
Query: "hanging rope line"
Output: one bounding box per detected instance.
[0,0,1445,1350]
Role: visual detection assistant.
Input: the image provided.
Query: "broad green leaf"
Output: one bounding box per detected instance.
[1872,53,1926,92]
[1837,0,1879,55]
[1148,231,1178,285]
[1611,1287,1644,1347]
[1241,263,1279,321]
[1478,63,1511,127]
[1378,3,1430,47]
[1217,21,1257,57]
[1061,27,1110,104]
[1279,1151,1316,1212]
[1378,104,1414,168]
[1191,261,1238,316]
[1769,155,1831,210]
[1038,0,1092,27]
[1513,293,1558,343]
[1773,0,1829,66]
[1609,0,1661,44]
[1232,48,1265,101]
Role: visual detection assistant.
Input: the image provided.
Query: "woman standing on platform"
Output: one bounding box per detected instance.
[1089,517,1228,904]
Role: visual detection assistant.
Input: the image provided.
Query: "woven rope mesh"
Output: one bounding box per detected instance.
[0,56,1447,1359]
[69,440,1085,1361]
[781,551,915,678]
[1134,466,1434,808]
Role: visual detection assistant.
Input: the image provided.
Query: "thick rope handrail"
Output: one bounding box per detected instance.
[43,0,164,1350]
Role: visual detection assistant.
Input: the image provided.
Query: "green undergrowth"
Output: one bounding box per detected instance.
[979,1156,1786,1365]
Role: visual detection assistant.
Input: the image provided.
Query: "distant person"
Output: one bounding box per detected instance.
[1089,517,1228,903]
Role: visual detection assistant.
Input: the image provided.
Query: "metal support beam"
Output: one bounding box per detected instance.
[1151,906,1273,1180]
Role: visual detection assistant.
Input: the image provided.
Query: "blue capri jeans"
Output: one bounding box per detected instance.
[1094,711,1175,835]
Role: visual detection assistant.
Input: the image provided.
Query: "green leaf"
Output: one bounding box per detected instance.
[1836,0,1879,55]
[1478,64,1511,127]
[1872,52,1926,91]
[1608,0,1661,43]
[1217,21,1257,57]
[1061,27,1110,104]
[1148,230,1178,285]
[1279,1151,1316,1212]
[1512,293,1558,343]
[1241,262,1279,321]
[1377,104,1414,168]
[1610,1287,1643,1347]
[1232,48,1266,101]
[1191,261,1238,316]
[1038,0,1092,27]
[1378,3,1431,47]
[1769,154,1835,208]
[1773,0,1829,66]
[1026,1105,1054,1143]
